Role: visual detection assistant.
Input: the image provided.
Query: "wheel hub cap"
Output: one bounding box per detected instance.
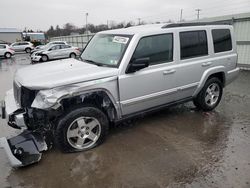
[67,117,101,150]
[205,83,220,106]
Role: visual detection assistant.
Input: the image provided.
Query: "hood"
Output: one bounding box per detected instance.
[15,59,119,89]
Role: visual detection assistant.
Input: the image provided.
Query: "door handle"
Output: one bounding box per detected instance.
[202,62,212,67]
[163,69,176,75]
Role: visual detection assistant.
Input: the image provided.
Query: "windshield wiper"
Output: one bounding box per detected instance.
[81,58,104,67]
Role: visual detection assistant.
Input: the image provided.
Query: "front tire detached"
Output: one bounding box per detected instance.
[55,106,109,153]
[193,77,223,111]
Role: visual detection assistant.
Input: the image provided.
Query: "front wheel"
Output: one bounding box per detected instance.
[55,106,109,153]
[193,77,223,111]
[41,55,48,62]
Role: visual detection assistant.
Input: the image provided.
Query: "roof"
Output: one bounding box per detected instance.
[0,28,22,33]
[100,24,166,35]
[100,23,232,35]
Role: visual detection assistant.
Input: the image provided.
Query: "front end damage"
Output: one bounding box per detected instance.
[0,89,49,167]
[0,77,118,168]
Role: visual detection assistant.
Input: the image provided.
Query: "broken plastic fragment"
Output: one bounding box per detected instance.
[0,130,48,167]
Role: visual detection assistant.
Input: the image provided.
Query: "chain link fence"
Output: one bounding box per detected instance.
[49,34,94,50]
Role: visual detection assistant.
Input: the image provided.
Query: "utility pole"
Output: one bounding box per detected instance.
[137,18,141,25]
[195,9,201,20]
[85,12,89,40]
[180,9,183,22]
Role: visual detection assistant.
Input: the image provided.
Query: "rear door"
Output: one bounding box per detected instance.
[59,44,71,58]
[119,33,178,115]
[174,29,210,100]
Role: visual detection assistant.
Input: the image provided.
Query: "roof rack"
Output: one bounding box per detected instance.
[162,22,232,29]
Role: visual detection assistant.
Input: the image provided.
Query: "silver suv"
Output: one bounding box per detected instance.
[10,41,34,53]
[0,23,239,167]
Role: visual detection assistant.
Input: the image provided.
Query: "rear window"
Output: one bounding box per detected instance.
[212,29,232,53]
[0,45,6,49]
[180,30,208,60]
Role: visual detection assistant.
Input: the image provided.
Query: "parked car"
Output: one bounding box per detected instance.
[0,44,15,58]
[31,44,81,62]
[10,41,34,53]
[0,23,239,167]
[31,41,68,54]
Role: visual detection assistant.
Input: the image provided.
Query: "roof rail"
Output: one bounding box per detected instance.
[162,22,232,29]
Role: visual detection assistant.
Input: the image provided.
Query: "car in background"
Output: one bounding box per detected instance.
[10,42,34,53]
[0,44,15,58]
[31,41,68,54]
[31,44,81,63]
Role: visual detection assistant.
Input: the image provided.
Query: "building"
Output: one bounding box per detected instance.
[23,32,46,43]
[199,12,250,69]
[0,28,22,44]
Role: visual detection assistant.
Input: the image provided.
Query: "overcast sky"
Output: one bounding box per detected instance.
[1,0,250,31]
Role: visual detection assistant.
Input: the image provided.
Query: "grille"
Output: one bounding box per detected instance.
[13,82,22,106]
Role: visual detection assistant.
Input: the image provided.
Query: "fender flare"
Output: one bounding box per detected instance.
[193,66,226,97]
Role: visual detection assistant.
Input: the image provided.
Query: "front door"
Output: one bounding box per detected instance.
[119,33,178,116]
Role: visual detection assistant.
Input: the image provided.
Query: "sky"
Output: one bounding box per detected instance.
[1,0,250,31]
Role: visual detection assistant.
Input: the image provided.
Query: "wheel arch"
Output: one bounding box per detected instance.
[60,89,121,122]
[193,66,226,97]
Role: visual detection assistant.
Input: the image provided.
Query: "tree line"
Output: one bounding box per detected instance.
[46,21,135,38]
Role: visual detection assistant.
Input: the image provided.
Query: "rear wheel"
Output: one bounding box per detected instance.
[55,106,109,153]
[193,77,223,111]
[70,53,76,59]
[4,52,11,59]
[25,48,31,53]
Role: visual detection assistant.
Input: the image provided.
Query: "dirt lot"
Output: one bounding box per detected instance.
[0,54,249,188]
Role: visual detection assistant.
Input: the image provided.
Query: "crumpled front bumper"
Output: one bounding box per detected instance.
[0,131,48,167]
[0,90,48,167]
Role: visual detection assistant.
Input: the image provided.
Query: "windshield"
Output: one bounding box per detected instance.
[81,34,132,67]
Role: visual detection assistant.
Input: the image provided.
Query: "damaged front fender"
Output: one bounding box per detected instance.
[0,131,48,167]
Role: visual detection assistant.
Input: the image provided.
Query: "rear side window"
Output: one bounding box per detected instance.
[132,34,173,65]
[180,30,208,59]
[212,29,232,53]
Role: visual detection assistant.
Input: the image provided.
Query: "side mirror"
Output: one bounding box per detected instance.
[126,57,150,74]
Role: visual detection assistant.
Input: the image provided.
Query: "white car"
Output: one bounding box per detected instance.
[0,44,15,58]
[31,44,81,62]
[31,41,68,54]
[10,41,34,53]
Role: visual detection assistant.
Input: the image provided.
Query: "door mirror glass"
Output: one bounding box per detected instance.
[126,57,150,74]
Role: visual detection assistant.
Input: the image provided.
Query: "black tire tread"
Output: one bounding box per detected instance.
[193,77,223,111]
[55,105,109,153]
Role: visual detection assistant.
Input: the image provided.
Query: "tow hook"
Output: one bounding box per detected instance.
[0,130,48,167]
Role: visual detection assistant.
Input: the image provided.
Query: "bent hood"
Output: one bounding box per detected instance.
[15,59,119,89]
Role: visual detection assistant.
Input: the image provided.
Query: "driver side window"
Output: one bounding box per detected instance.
[132,33,173,65]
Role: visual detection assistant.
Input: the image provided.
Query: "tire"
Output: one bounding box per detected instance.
[70,53,76,59]
[41,55,48,62]
[4,52,11,59]
[25,48,31,53]
[55,106,109,153]
[193,77,223,111]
